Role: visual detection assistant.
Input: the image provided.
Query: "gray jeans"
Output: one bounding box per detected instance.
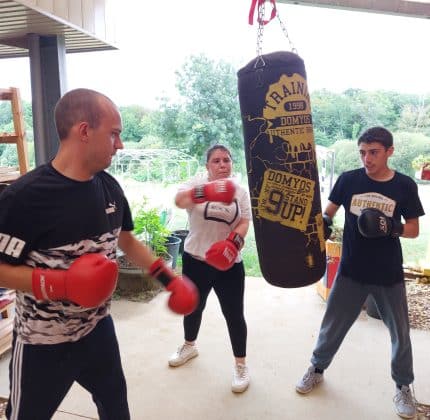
[311,273,414,386]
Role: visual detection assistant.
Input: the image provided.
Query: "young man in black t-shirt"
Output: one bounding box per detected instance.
[295,127,424,419]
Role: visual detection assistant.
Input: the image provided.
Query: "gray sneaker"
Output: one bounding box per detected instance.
[295,366,324,394]
[168,343,199,367]
[393,385,416,419]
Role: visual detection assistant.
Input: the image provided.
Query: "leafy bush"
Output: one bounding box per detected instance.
[330,139,361,175]
[389,132,430,177]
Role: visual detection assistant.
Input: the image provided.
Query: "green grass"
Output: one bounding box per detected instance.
[241,232,262,277]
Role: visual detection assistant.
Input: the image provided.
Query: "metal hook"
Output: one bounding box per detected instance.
[254,55,266,69]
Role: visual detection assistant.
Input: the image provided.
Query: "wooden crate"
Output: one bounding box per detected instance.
[326,240,342,258]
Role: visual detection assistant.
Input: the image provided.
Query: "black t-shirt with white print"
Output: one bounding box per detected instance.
[0,162,133,344]
[329,168,424,286]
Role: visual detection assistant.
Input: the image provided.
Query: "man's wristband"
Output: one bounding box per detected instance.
[149,257,173,287]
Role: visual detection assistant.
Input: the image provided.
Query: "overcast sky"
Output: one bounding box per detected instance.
[1,0,429,108]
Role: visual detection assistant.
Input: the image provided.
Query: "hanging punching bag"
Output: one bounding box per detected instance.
[237,51,326,288]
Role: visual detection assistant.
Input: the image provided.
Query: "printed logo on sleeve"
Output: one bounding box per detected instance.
[0,233,25,258]
[105,202,117,214]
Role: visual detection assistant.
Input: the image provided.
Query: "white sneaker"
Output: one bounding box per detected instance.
[295,366,324,394]
[393,385,416,419]
[168,343,199,367]
[231,363,250,393]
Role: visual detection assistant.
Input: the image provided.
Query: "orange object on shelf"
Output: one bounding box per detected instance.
[317,240,342,301]
[420,164,430,181]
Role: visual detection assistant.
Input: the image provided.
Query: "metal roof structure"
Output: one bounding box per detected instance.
[279,0,430,19]
[0,0,117,58]
[0,0,117,165]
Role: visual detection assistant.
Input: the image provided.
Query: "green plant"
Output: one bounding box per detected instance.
[133,201,171,256]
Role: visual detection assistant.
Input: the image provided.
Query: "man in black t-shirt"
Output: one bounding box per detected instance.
[0,88,198,419]
[295,127,424,419]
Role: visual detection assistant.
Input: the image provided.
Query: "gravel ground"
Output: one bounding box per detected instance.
[405,280,430,417]
[406,279,430,332]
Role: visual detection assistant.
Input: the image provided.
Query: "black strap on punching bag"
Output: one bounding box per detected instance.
[238,3,326,288]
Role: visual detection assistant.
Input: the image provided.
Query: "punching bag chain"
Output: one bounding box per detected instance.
[275,9,297,54]
[249,0,297,67]
[255,2,266,67]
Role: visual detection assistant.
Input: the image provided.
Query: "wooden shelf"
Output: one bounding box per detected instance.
[0,134,19,143]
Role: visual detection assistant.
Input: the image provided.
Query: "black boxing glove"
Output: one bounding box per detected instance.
[357,208,404,238]
[322,214,333,240]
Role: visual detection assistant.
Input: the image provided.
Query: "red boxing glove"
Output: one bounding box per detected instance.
[149,258,199,315]
[32,254,118,308]
[205,232,244,271]
[191,179,235,204]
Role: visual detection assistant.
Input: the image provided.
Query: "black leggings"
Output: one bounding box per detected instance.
[182,252,247,358]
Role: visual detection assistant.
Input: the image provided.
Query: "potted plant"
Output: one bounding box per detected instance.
[117,200,172,296]
[172,228,189,256]
[133,204,170,256]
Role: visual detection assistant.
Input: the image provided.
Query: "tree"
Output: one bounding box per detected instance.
[143,98,188,149]
[397,97,430,135]
[311,90,354,143]
[119,105,148,142]
[151,54,245,171]
[389,132,430,177]
[343,89,398,133]
[330,139,361,175]
[310,89,428,145]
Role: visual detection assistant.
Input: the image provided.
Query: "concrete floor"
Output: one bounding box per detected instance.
[1,278,429,420]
